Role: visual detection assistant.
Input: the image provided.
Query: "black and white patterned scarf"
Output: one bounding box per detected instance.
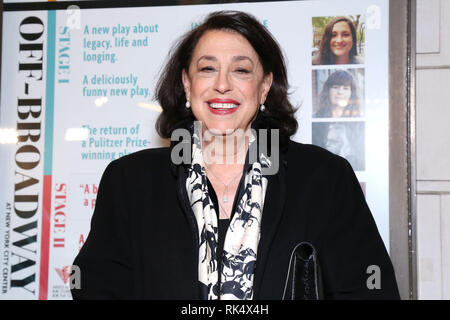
[186,127,270,300]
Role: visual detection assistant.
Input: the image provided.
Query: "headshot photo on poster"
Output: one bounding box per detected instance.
[312,68,365,118]
[312,121,365,172]
[312,15,365,65]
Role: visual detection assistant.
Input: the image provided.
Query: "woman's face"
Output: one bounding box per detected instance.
[329,83,351,107]
[325,124,349,157]
[329,21,353,59]
[182,30,272,136]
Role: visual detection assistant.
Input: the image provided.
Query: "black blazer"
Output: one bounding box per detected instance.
[71,140,400,299]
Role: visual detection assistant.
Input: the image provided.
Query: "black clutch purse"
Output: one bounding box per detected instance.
[282,242,324,300]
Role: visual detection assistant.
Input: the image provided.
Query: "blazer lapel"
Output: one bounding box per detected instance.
[252,156,287,299]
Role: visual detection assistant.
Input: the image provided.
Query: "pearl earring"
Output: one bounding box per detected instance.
[185,100,191,109]
[260,104,266,112]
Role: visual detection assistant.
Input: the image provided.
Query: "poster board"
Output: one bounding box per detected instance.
[0,0,391,299]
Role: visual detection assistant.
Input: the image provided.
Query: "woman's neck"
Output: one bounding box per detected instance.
[201,129,250,167]
[331,105,345,117]
[201,131,249,220]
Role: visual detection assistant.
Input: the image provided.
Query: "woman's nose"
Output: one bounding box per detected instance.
[215,70,232,93]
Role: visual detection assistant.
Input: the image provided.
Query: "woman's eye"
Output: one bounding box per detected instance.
[200,66,215,72]
[235,68,250,74]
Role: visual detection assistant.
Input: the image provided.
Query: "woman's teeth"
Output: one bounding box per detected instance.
[208,103,239,109]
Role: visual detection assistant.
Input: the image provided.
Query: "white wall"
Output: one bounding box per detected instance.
[416,0,450,300]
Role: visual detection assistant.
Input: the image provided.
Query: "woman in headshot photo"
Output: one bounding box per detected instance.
[324,122,365,171]
[314,69,362,118]
[71,11,398,300]
[312,16,364,65]
[312,121,365,172]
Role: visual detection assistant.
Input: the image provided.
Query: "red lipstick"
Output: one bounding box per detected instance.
[206,98,240,115]
[207,98,240,104]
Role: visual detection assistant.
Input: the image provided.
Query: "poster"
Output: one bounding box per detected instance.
[0,0,389,299]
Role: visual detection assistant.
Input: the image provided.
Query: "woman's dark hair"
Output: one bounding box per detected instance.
[316,70,360,117]
[314,16,358,65]
[155,10,297,140]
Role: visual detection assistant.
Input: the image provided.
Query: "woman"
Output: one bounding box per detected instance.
[312,16,364,65]
[324,122,364,171]
[314,70,362,118]
[71,11,399,300]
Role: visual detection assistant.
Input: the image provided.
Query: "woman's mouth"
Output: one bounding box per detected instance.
[207,99,240,114]
[208,102,239,109]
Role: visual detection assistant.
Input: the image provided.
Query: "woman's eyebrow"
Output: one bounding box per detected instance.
[232,55,253,64]
[197,55,254,65]
[197,55,217,64]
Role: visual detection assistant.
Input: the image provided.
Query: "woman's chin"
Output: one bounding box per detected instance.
[202,122,242,136]
[203,127,238,138]
[332,52,351,63]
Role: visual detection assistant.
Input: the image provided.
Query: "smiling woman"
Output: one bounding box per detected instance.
[314,69,362,118]
[181,30,272,136]
[71,10,399,301]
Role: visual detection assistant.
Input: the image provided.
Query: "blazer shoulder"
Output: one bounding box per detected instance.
[100,147,172,183]
[285,140,354,185]
[287,140,346,170]
[113,146,171,168]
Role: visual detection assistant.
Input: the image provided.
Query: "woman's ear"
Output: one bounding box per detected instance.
[182,69,191,99]
[261,72,273,104]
